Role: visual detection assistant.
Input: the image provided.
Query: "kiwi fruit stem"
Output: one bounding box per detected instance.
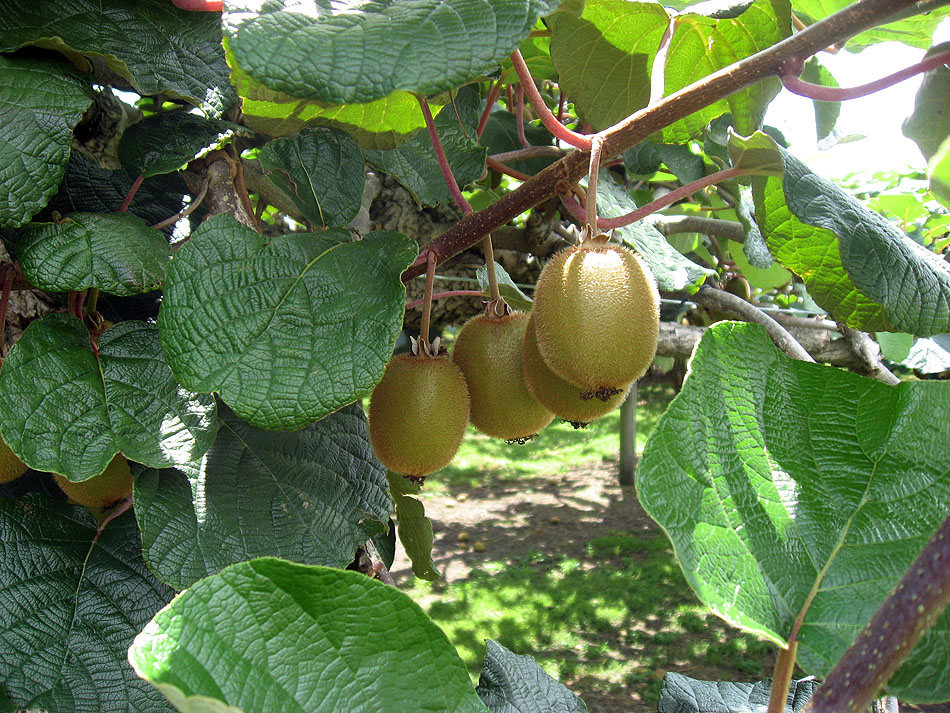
[481,235,501,303]
[418,251,437,356]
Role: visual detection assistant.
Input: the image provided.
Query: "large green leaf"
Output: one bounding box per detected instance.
[902,48,950,163]
[365,86,486,206]
[736,132,950,335]
[260,127,365,227]
[929,135,950,209]
[656,672,817,713]
[158,214,417,430]
[16,212,172,295]
[388,471,439,581]
[226,37,431,149]
[637,322,950,701]
[0,56,91,228]
[224,0,561,105]
[476,640,588,713]
[129,558,489,713]
[118,112,250,178]
[800,57,840,142]
[0,0,234,115]
[550,0,790,138]
[793,1,949,50]
[0,315,218,480]
[0,497,175,713]
[134,403,390,590]
[594,172,714,291]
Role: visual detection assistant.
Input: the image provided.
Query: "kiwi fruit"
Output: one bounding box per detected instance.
[0,434,28,484]
[54,454,133,508]
[522,314,630,426]
[369,353,470,478]
[533,243,659,398]
[452,311,554,440]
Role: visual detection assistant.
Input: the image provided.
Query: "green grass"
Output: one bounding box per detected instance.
[425,381,675,493]
[411,533,776,712]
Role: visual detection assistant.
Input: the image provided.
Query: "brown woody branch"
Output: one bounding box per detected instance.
[402,0,918,282]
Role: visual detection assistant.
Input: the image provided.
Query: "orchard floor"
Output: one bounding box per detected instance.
[390,458,778,713]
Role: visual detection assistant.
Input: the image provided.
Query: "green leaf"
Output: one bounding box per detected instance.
[928,135,950,209]
[476,262,534,312]
[637,322,950,701]
[0,496,175,713]
[0,56,91,228]
[0,315,217,480]
[728,239,791,291]
[16,212,172,295]
[365,86,487,207]
[129,558,488,713]
[904,48,950,163]
[800,57,840,142]
[134,403,390,590]
[593,172,714,291]
[118,113,250,178]
[550,0,790,138]
[0,0,234,116]
[224,0,561,105]
[476,640,588,713]
[158,214,418,430]
[657,672,818,713]
[735,131,950,335]
[903,334,950,374]
[480,110,558,176]
[388,471,439,581]
[794,2,949,51]
[875,331,914,363]
[260,127,365,227]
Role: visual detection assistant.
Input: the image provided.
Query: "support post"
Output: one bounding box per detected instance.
[618,382,638,486]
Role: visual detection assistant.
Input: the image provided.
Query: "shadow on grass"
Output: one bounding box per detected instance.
[405,474,777,713]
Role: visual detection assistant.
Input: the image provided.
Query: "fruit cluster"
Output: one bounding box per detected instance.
[369,239,660,480]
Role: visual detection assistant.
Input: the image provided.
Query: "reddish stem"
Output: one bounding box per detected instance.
[780,49,950,101]
[406,289,487,310]
[564,167,760,230]
[486,156,532,182]
[476,79,504,139]
[510,50,592,149]
[515,83,530,148]
[417,95,472,215]
[418,251,437,351]
[119,174,144,213]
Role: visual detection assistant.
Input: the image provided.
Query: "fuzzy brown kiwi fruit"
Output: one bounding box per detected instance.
[369,353,470,478]
[54,454,133,507]
[0,434,28,484]
[533,243,659,398]
[452,310,554,440]
[522,314,630,427]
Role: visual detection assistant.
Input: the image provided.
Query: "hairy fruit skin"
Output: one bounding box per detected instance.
[0,435,28,484]
[523,314,631,425]
[533,244,659,392]
[54,454,133,508]
[453,311,554,440]
[369,353,469,478]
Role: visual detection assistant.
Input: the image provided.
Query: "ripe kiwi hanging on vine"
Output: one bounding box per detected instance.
[452,304,554,442]
[532,236,659,400]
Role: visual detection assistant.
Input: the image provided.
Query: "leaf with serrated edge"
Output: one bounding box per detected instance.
[0,315,217,480]
[158,214,418,430]
[736,131,950,335]
[592,171,713,291]
[657,672,818,713]
[225,0,562,105]
[637,322,950,701]
[135,403,390,590]
[0,56,90,228]
[0,497,175,713]
[364,86,486,207]
[260,127,365,227]
[476,640,587,713]
[0,0,234,116]
[17,213,172,295]
[387,471,439,581]
[129,558,487,713]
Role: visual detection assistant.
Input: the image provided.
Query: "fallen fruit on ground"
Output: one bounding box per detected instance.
[533,242,659,399]
[54,454,134,508]
[369,352,470,478]
[522,313,631,426]
[453,310,554,441]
